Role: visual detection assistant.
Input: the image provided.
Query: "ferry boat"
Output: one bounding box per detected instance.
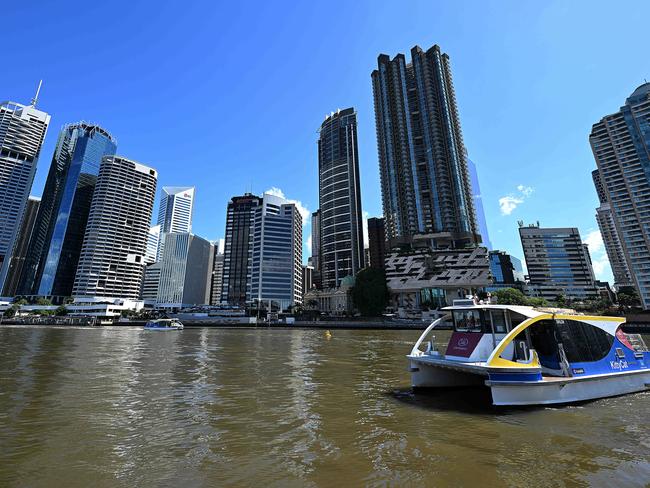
[144,318,184,331]
[408,300,650,405]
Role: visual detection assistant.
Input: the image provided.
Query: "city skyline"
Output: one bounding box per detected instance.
[4,1,650,285]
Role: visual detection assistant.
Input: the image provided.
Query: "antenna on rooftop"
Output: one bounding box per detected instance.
[30,80,42,107]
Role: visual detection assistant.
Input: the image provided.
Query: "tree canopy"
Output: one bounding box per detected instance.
[351,267,388,316]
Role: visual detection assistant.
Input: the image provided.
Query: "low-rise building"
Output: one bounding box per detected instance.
[303,276,355,315]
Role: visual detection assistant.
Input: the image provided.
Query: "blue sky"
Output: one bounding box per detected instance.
[3,0,650,283]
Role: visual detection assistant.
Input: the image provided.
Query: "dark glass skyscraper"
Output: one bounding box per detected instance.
[221,193,262,306]
[372,45,479,247]
[19,123,117,297]
[318,108,364,289]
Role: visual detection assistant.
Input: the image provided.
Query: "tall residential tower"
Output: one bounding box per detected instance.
[72,156,157,299]
[0,95,50,293]
[590,83,650,306]
[317,108,364,289]
[371,45,479,247]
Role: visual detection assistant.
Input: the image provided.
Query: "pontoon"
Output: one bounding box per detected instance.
[144,318,184,331]
[408,300,650,405]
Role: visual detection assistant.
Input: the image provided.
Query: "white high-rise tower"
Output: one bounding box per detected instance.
[156,186,195,260]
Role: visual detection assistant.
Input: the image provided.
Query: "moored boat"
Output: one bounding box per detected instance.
[144,318,184,331]
[408,300,650,405]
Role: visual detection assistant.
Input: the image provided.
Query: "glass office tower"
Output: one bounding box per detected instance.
[19,123,117,297]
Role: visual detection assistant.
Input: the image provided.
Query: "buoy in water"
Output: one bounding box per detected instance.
[325,330,332,339]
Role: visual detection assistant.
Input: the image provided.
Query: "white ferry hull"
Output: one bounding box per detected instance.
[488,370,650,406]
[409,358,485,388]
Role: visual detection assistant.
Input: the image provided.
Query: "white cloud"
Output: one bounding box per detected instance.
[362,211,370,248]
[306,234,312,255]
[583,229,612,281]
[265,187,310,224]
[498,184,534,215]
[498,196,524,215]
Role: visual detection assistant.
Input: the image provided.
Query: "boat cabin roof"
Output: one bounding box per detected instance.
[441,304,546,319]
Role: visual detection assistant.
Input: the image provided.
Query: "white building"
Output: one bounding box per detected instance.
[145,225,160,265]
[72,156,157,299]
[156,232,213,307]
[250,193,302,311]
[157,186,195,260]
[0,96,50,291]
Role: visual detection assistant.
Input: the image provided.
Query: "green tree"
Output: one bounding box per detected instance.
[617,286,641,308]
[35,297,52,306]
[527,297,549,307]
[351,267,388,316]
[3,304,19,318]
[55,305,68,316]
[493,287,528,306]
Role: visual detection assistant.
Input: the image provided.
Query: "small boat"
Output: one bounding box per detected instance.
[408,300,650,406]
[144,318,184,331]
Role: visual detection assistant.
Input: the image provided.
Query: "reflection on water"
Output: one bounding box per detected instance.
[0,326,648,487]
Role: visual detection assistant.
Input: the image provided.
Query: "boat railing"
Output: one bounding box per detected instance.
[410,316,449,356]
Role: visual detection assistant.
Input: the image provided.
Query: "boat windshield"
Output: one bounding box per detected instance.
[453,310,483,332]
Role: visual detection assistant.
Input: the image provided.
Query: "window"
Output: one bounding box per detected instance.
[490,310,507,333]
[453,310,482,332]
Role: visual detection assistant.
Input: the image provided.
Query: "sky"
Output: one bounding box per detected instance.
[3,0,650,283]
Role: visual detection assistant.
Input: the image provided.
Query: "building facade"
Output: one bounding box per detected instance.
[518,224,598,301]
[210,250,224,305]
[21,123,117,297]
[591,170,633,289]
[221,193,262,306]
[311,209,321,288]
[2,196,40,296]
[156,186,195,260]
[145,225,160,265]
[72,156,157,299]
[318,108,364,289]
[371,44,479,246]
[0,99,50,292]
[156,232,213,306]
[367,217,387,269]
[250,193,303,311]
[590,84,650,306]
[468,158,492,250]
[488,250,525,290]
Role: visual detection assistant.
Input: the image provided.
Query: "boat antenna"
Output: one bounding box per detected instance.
[30,80,43,107]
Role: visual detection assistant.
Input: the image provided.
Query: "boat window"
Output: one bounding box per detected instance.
[554,320,613,363]
[490,310,507,333]
[453,310,482,332]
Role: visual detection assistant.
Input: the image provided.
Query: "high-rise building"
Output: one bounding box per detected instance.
[221,193,263,306]
[0,96,50,292]
[2,196,40,296]
[311,209,321,288]
[141,262,161,301]
[301,264,314,300]
[156,186,195,260]
[590,84,650,306]
[250,193,303,311]
[468,158,492,250]
[371,45,479,247]
[210,250,224,305]
[591,170,633,289]
[156,232,213,306]
[145,225,160,265]
[20,123,117,297]
[72,156,157,299]
[367,217,387,270]
[488,250,525,290]
[518,224,598,301]
[318,108,364,289]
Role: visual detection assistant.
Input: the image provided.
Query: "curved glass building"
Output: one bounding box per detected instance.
[19,123,117,297]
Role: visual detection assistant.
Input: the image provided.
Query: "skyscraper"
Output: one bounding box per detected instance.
[318,108,364,289]
[0,96,50,292]
[145,225,160,265]
[19,123,117,297]
[468,158,492,250]
[156,232,213,306]
[72,156,157,299]
[591,170,633,289]
[518,224,598,301]
[311,209,321,288]
[250,193,303,311]
[488,250,525,290]
[210,250,224,306]
[221,193,263,306]
[590,83,650,306]
[157,186,195,260]
[371,45,479,247]
[367,217,387,269]
[2,196,40,296]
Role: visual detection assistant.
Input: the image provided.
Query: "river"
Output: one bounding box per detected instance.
[0,326,648,487]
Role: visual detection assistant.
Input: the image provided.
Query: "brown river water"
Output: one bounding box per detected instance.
[0,326,648,487]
